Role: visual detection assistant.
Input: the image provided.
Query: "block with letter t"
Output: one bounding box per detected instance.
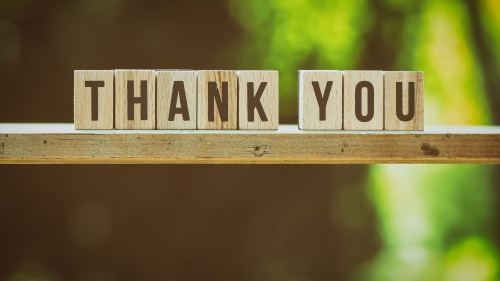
[74,70,114,129]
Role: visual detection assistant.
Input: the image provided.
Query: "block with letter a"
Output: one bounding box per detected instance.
[157,70,197,130]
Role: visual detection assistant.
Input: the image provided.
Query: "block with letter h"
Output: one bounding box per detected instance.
[74,70,279,130]
[299,70,424,131]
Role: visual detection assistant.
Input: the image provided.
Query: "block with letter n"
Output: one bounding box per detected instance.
[197,70,238,130]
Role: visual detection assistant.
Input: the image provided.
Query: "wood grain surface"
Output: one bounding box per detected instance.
[197,71,237,130]
[115,70,156,129]
[156,70,197,129]
[299,70,343,130]
[74,70,114,129]
[344,71,384,130]
[385,71,424,130]
[237,71,279,130]
[0,124,499,164]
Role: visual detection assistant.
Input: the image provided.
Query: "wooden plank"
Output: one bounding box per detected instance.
[197,70,238,130]
[344,71,384,130]
[385,71,424,130]
[74,70,114,129]
[299,70,343,130]
[115,70,156,129]
[237,71,279,130]
[1,124,499,164]
[157,70,197,129]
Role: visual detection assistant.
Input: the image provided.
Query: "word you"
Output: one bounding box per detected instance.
[299,70,423,130]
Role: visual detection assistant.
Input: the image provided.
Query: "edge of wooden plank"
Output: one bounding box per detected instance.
[1,124,499,164]
[1,158,499,164]
[1,123,500,134]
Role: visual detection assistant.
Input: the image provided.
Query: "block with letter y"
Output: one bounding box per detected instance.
[299,70,342,130]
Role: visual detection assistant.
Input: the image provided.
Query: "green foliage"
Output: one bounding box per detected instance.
[229,0,371,117]
[229,0,499,280]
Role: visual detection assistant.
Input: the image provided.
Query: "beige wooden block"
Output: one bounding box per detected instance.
[115,70,156,129]
[344,71,384,130]
[157,70,197,130]
[299,70,342,130]
[385,71,424,131]
[237,71,278,130]
[74,70,114,129]
[197,70,237,130]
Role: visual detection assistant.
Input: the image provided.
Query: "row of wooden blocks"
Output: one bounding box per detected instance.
[74,70,423,130]
[300,70,423,130]
[75,70,278,130]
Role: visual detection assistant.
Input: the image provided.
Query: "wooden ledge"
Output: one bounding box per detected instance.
[0,124,499,164]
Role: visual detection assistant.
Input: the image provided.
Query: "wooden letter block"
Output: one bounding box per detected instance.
[237,70,278,130]
[384,71,424,130]
[299,70,342,130]
[344,71,384,130]
[74,70,114,129]
[115,70,156,129]
[197,70,237,130]
[157,70,197,130]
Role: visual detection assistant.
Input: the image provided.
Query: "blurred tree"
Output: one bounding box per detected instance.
[228,1,500,281]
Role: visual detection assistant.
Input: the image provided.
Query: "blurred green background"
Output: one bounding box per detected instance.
[0,0,499,281]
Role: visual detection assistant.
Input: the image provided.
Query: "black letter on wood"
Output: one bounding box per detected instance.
[312,81,333,121]
[355,81,374,122]
[396,82,415,121]
[168,81,190,121]
[85,81,105,121]
[247,82,268,122]
[127,80,148,121]
[208,81,228,122]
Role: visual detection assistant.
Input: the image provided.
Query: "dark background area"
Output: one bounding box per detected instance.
[0,166,376,281]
